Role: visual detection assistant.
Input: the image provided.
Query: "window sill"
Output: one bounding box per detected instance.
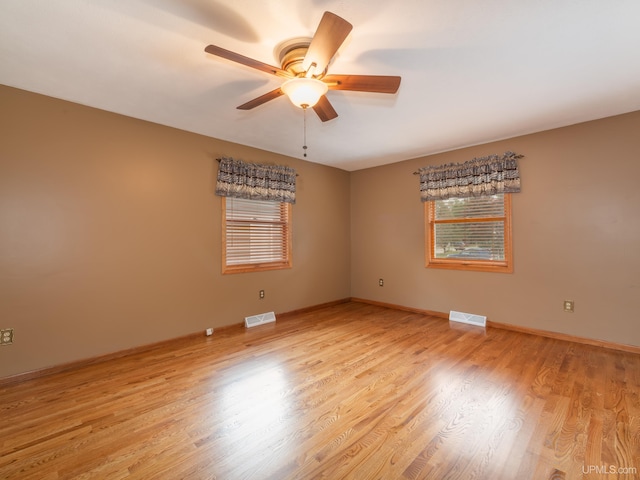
[222,262,292,275]
[426,259,513,274]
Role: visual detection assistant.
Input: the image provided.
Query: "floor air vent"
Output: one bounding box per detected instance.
[244,311,276,328]
[449,310,486,327]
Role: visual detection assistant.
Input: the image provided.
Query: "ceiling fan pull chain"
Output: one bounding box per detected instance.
[303,106,308,158]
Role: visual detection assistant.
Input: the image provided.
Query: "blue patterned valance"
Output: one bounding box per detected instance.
[215,157,296,204]
[418,151,522,202]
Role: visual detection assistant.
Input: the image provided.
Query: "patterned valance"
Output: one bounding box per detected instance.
[215,157,296,204]
[418,151,522,202]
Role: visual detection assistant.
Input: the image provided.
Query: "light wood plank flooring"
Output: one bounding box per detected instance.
[1,302,639,479]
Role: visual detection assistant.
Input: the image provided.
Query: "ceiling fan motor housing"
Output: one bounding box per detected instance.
[279,43,325,78]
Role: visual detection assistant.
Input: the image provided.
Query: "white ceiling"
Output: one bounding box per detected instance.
[1,1,639,171]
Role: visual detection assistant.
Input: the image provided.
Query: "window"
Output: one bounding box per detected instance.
[425,193,513,273]
[222,197,292,274]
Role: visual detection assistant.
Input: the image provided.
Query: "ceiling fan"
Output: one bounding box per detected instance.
[204,11,401,122]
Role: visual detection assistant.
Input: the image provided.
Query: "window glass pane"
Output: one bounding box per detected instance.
[435,194,505,220]
[433,221,505,260]
[226,197,283,222]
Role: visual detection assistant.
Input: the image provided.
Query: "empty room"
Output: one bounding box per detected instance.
[1,2,639,479]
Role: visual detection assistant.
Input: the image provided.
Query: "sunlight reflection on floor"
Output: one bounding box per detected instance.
[214,359,296,473]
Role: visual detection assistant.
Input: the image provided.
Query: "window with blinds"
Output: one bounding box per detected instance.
[222,197,292,274]
[425,193,513,273]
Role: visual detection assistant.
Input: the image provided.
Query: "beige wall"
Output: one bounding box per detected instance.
[0,86,351,377]
[351,110,640,348]
[2,84,639,379]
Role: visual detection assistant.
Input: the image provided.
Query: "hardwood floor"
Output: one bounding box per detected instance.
[1,301,639,479]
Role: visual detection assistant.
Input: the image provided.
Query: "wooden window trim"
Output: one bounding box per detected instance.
[222,198,292,274]
[425,193,513,273]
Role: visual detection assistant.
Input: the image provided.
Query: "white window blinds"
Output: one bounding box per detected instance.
[223,197,292,272]
[426,193,513,272]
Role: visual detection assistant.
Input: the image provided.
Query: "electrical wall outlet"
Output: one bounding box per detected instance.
[205,328,214,336]
[379,278,384,287]
[563,300,574,312]
[1,328,14,345]
[259,289,265,299]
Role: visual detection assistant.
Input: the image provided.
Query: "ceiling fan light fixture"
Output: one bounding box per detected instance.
[281,77,328,109]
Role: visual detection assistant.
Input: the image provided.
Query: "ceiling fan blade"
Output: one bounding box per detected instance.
[312,95,338,122]
[302,12,353,75]
[324,74,401,94]
[205,45,293,78]
[237,88,284,110]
